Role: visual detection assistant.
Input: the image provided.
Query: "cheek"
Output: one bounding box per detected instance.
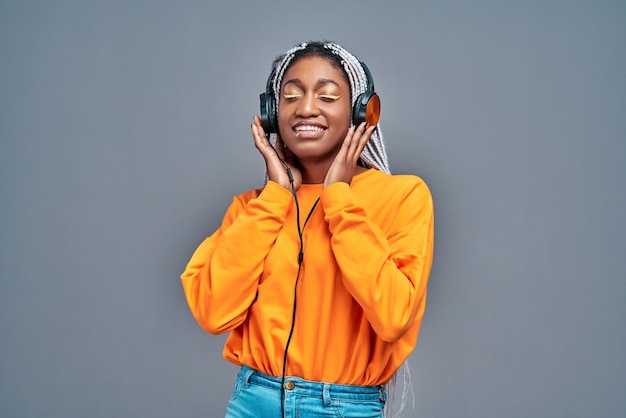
[277,101,293,123]
[277,107,287,124]
[332,103,353,129]
[277,108,291,138]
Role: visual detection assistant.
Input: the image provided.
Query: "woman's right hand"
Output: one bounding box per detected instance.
[251,115,302,190]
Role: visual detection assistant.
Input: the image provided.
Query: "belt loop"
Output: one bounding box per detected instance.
[240,365,256,387]
[379,385,387,403]
[322,383,332,406]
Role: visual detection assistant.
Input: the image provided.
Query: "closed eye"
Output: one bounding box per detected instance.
[319,94,341,102]
[283,94,301,101]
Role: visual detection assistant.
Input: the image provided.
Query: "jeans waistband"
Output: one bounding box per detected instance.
[238,365,386,404]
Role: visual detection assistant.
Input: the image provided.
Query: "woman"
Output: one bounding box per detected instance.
[181,41,434,418]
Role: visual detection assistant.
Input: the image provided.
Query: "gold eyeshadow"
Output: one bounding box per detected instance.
[282,93,341,101]
[319,94,341,100]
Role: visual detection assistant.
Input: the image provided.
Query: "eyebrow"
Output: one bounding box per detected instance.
[282,78,341,88]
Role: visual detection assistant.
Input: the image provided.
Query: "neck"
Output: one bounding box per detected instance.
[299,160,332,184]
[298,160,368,184]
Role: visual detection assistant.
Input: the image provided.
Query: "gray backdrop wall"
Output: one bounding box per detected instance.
[1,1,624,417]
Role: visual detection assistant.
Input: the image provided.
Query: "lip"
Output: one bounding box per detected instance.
[292,121,327,139]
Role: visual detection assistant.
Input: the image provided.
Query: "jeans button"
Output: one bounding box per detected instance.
[285,381,295,390]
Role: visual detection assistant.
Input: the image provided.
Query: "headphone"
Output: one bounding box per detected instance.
[259,61,381,134]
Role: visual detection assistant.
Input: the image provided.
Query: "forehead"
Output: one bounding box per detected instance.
[281,55,349,88]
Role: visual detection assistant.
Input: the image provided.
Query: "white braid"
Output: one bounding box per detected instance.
[383,361,415,417]
[268,42,413,417]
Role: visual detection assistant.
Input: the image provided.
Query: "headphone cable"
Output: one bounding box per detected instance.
[280,167,319,417]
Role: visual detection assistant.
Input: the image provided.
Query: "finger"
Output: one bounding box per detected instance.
[353,125,374,163]
[346,123,367,160]
[339,126,356,156]
[252,116,276,150]
[251,121,280,162]
[252,115,270,142]
[353,124,374,148]
[251,122,268,150]
[347,123,372,164]
[350,122,366,145]
[253,114,264,129]
[251,122,262,147]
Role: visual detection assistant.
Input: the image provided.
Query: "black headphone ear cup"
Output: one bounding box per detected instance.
[259,92,278,133]
[260,67,279,134]
[352,93,365,126]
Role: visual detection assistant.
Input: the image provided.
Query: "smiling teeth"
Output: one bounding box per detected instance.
[295,125,323,131]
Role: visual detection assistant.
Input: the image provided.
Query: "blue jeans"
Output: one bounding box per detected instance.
[225,365,386,418]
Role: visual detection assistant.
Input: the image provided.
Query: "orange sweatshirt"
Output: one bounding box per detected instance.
[181,169,434,386]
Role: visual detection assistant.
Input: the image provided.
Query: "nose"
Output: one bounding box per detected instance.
[296,92,319,117]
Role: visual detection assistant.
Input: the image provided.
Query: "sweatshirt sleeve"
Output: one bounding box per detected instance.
[180,181,293,335]
[320,177,434,342]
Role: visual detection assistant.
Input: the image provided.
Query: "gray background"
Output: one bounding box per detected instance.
[1,0,624,417]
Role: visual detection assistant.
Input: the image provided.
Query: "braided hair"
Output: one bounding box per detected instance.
[269,41,391,174]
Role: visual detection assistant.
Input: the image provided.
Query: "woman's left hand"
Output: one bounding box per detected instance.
[324,122,375,188]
